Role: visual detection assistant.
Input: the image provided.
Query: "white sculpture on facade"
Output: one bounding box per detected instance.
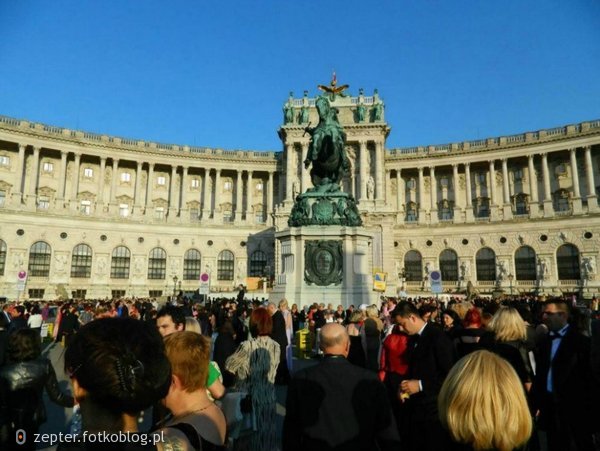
[582,256,596,280]
[537,257,549,280]
[367,176,375,200]
[460,260,470,280]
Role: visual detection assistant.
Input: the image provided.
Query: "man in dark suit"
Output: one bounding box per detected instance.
[283,323,400,451]
[267,302,290,384]
[531,300,600,451]
[394,301,455,451]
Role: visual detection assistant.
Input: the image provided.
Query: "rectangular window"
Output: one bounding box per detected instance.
[28,289,45,299]
[223,181,232,191]
[476,173,486,184]
[84,168,94,178]
[111,290,126,299]
[157,176,166,186]
[513,169,523,181]
[149,290,163,298]
[72,289,87,299]
[38,196,49,210]
[0,190,5,207]
[80,200,91,215]
[43,162,54,173]
[255,212,265,223]
[121,172,131,183]
[190,208,200,222]
[406,179,416,190]
[155,207,165,219]
[223,210,233,222]
[191,178,199,189]
[0,155,10,166]
[119,204,129,217]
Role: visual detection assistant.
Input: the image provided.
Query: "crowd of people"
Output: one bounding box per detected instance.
[0,291,598,450]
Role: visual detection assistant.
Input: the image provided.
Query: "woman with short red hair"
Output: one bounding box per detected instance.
[225,307,280,451]
[454,307,485,357]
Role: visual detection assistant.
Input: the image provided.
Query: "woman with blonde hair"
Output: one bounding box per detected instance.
[364,305,384,372]
[157,331,226,450]
[438,350,532,451]
[345,310,366,368]
[482,307,534,391]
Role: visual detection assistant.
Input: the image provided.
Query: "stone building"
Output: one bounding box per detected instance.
[0,88,599,301]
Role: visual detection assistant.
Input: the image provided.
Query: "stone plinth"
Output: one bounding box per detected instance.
[270,225,375,308]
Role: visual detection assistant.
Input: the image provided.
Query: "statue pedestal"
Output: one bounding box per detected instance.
[270,225,375,308]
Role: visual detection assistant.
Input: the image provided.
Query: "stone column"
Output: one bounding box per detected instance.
[98,157,106,208]
[146,163,154,212]
[452,164,462,222]
[12,144,26,204]
[202,168,211,219]
[584,145,598,211]
[180,166,189,217]
[501,158,513,220]
[375,140,384,201]
[528,154,539,218]
[110,158,119,205]
[285,144,294,203]
[396,169,403,212]
[301,142,310,193]
[489,160,498,220]
[69,152,81,211]
[385,169,392,205]
[168,165,178,219]
[268,171,274,223]
[28,146,41,197]
[236,170,243,222]
[418,167,426,224]
[359,140,367,201]
[430,166,438,224]
[246,171,254,224]
[465,163,474,222]
[541,153,554,218]
[214,169,222,221]
[134,161,143,210]
[569,148,582,214]
[57,151,68,200]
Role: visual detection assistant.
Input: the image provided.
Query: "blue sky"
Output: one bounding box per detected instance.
[1,0,599,151]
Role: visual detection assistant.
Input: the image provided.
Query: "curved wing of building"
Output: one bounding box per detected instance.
[0,89,598,301]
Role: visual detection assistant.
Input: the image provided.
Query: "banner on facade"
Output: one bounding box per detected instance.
[373,272,388,292]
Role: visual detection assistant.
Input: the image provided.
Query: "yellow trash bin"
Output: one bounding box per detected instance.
[294,328,312,359]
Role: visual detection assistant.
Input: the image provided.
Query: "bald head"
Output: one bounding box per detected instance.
[319,323,350,356]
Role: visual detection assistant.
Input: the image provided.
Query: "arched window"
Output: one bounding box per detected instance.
[183,249,202,280]
[404,250,422,281]
[71,244,92,278]
[440,249,458,281]
[217,250,234,281]
[28,241,51,277]
[515,246,536,281]
[148,248,167,280]
[249,250,267,276]
[556,244,580,280]
[476,248,496,281]
[0,239,6,276]
[111,246,130,279]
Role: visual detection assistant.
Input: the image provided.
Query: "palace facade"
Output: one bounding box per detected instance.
[0,89,598,300]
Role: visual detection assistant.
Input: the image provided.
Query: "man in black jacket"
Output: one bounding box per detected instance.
[531,300,600,451]
[394,301,455,451]
[267,302,290,384]
[283,323,400,451]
